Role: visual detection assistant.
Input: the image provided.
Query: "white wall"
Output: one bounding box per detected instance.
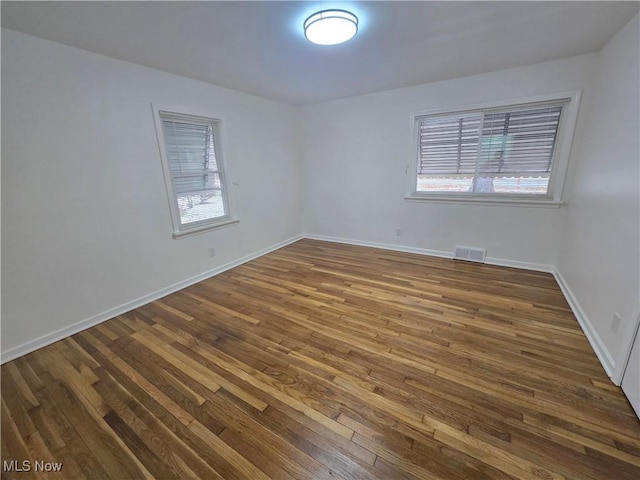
[1,29,302,357]
[2,16,638,382]
[299,54,598,268]
[556,15,640,376]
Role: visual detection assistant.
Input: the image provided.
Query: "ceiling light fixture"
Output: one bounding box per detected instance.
[304,9,358,45]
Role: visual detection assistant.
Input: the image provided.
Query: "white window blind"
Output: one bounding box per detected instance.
[416,100,569,196]
[158,111,229,231]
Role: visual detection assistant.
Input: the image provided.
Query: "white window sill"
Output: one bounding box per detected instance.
[404,194,563,208]
[173,217,239,239]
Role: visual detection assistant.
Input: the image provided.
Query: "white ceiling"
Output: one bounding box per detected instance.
[2,1,638,105]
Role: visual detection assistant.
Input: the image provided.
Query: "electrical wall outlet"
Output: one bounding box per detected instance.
[208,247,216,257]
[612,312,622,333]
[396,228,402,237]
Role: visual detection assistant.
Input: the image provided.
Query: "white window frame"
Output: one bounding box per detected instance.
[405,91,582,207]
[152,105,238,238]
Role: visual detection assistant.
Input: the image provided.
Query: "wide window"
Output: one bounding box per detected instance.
[154,109,235,237]
[409,93,580,205]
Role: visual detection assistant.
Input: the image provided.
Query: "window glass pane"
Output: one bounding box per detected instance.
[177,191,225,225]
[491,175,550,194]
[414,101,566,197]
[417,175,473,193]
[476,106,562,194]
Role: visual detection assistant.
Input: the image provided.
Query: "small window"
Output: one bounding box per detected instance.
[409,93,580,205]
[154,109,235,237]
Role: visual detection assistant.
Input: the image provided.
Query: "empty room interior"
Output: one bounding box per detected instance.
[2,1,640,478]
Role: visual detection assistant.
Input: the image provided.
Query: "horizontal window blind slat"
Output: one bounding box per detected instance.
[417,114,481,175]
[170,170,220,178]
[172,173,221,194]
[161,118,218,176]
[175,187,222,197]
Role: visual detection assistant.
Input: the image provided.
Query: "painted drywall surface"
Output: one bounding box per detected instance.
[556,15,640,363]
[1,29,301,352]
[299,54,598,266]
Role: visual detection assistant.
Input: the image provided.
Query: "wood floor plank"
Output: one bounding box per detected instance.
[2,239,639,479]
[3,363,40,411]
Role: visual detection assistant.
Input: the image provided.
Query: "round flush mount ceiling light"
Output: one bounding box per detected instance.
[304,9,358,45]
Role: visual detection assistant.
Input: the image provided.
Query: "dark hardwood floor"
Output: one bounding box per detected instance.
[2,239,639,479]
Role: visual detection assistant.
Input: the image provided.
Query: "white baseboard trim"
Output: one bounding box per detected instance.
[484,256,554,273]
[303,233,453,260]
[303,234,554,273]
[552,267,615,378]
[0,234,304,365]
[612,307,640,385]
